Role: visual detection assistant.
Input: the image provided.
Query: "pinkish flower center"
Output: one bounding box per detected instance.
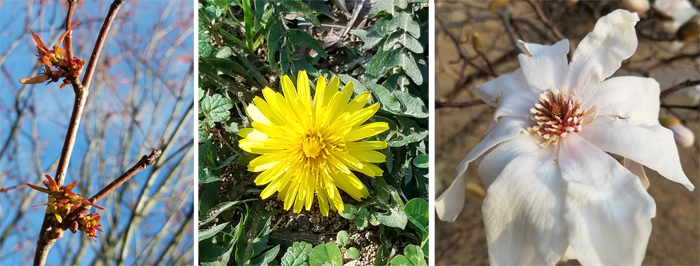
[526,88,598,147]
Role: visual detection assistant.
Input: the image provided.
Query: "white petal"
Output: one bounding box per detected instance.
[578,118,694,190]
[559,133,655,265]
[477,134,545,189]
[476,68,530,107]
[566,10,639,100]
[482,148,568,265]
[586,76,659,126]
[436,117,530,222]
[492,91,539,121]
[518,39,570,94]
[624,158,650,190]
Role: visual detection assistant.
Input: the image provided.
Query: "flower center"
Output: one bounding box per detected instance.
[302,132,325,158]
[526,87,598,147]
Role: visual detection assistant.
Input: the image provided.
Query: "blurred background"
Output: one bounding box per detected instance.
[0,0,194,264]
[434,0,699,264]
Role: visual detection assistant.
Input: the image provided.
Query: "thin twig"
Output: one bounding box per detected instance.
[65,0,77,60]
[436,99,486,109]
[660,79,700,98]
[0,184,25,193]
[81,0,125,90]
[661,104,700,110]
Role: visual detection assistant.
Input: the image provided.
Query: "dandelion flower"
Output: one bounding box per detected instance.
[436,10,693,265]
[239,71,388,216]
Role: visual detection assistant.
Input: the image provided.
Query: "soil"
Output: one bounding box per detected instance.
[434,1,700,265]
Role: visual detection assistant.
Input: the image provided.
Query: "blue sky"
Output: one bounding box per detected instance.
[0,0,194,264]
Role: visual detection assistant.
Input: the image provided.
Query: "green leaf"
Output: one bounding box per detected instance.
[356,208,369,230]
[413,154,428,168]
[346,247,360,260]
[212,0,228,8]
[384,31,423,54]
[199,182,220,215]
[336,231,350,247]
[372,178,408,229]
[367,83,401,113]
[387,12,420,38]
[369,0,394,17]
[404,198,428,230]
[199,222,230,242]
[404,245,426,266]
[388,116,428,147]
[249,245,281,266]
[309,243,343,266]
[363,18,390,50]
[199,30,214,58]
[399,51,422,85]
[287,29,328,58]
[281,242,313,266]
[268,23,282,71]
[394,90,428,118]
[277,0,321,26]
[338,74,369,95]
[215,46,234,58]
[200,199,256,225]
[199,167,221,183]
[201,94,233,123]
[339,204,358,220]
[394,0,408,9]
[390,255,412,266]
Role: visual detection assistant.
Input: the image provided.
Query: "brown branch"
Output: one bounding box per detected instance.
[436,16,495,77]
[81,0,125,90]
[526,0,565,41]
[64,0,77,60]
[0,184,25,193]
[436,99,486,109]
[61,150,162,225]
[33,1,126,265]
[661,104,700,110]
[660,79,700,98]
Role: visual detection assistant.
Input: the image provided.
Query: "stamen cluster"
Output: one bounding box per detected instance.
[26,175,104,240]
[526,88,598,147]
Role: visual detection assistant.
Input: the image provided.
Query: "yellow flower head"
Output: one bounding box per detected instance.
[239,71,389,216]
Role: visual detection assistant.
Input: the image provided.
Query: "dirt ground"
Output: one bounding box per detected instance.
[434,1,700,265]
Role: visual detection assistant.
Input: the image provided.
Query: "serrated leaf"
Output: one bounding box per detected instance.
[199,30,214,58]
[281,242,313,266]
[199,222,230,242]
[224,122,239,134]
[277,0,321,26]
[201,94,233,123]
[287,29,327,58]
[413,154,428,168]
[309,243,343,266]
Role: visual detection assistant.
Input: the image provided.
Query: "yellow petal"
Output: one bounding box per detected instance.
[313,76,327,114]
[281,75,298,102]
[253,97,285,126]
[321,77,341,108]
[343,92,371,114]
[248,153,284,172]
[349,150,386,163]
[347,141,388,151]
[297,70,312,111]
[345,122,389,142]
[347,104,380,127]
[247,104,271,125]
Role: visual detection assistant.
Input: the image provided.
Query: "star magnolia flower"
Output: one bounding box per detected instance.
[436,10,694,265]
[239,71,388,216]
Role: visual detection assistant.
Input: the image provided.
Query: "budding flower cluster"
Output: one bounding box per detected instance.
[26,175,104,240]
[19,22,85,88]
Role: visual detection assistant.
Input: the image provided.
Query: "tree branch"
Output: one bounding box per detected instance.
[660,79,700,98]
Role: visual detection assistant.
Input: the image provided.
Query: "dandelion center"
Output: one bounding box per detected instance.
[302,132,326,158]
[526,87,598,147]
